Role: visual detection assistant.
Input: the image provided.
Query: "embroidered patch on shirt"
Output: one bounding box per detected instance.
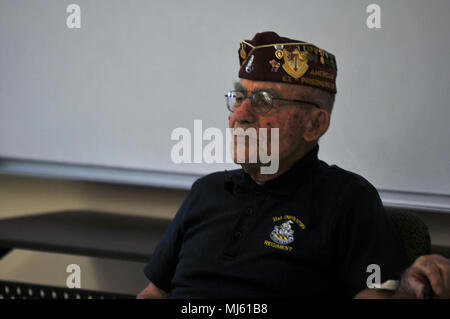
[264,214,306,252]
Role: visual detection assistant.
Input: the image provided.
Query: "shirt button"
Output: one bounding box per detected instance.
[245,207,253,215]
[234,231,242,239]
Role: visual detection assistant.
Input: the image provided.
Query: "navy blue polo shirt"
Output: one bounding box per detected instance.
[144,145,408,298]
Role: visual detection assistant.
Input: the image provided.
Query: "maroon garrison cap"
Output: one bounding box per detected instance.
[238,31,337,93]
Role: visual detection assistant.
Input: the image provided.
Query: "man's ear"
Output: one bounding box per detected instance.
[303,109,330,142]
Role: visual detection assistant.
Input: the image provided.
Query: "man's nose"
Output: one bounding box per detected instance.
[231,98,257,124]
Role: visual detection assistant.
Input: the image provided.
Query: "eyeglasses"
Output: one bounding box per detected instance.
[225,90,321,114]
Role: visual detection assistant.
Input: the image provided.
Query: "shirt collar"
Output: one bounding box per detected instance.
[233,145,320,196]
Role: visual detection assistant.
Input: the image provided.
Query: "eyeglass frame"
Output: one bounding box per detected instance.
[225,89,322,114]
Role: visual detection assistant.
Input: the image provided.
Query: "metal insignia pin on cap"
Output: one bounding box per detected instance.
[245,55,254,73]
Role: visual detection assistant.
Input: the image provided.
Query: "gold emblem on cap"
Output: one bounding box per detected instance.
[239,43,247,59]
[282,48,309,80]
[240,48,247,59]
[319,49,325,64]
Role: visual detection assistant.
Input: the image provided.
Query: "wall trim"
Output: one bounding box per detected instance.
[1,158,449,213]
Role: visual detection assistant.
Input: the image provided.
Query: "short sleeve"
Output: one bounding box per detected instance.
[143,183,197,293]
[334,184,409,298]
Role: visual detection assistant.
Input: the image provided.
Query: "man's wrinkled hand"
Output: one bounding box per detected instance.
[398,254,450,298]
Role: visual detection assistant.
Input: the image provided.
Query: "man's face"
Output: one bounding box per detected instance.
[228,79,316,170]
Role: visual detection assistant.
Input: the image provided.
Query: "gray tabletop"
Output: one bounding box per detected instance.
[0,210,171,262]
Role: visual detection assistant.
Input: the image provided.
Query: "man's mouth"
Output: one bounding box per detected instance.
[232,127,259,138]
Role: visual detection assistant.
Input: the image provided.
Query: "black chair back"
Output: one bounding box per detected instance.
[386,207,431,265]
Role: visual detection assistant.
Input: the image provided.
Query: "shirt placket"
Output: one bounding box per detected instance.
[221,188,266,259]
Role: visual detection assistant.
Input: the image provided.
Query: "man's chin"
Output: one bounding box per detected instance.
[236,161,275,177]
[232,151,260,166]
[238,162,261,171]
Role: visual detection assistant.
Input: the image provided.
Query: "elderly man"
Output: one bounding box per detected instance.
[138,32,450,299]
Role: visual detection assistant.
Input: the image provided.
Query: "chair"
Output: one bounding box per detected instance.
[385,207,431,265]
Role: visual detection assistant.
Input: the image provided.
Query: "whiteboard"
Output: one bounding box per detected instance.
[0,0,449,211]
